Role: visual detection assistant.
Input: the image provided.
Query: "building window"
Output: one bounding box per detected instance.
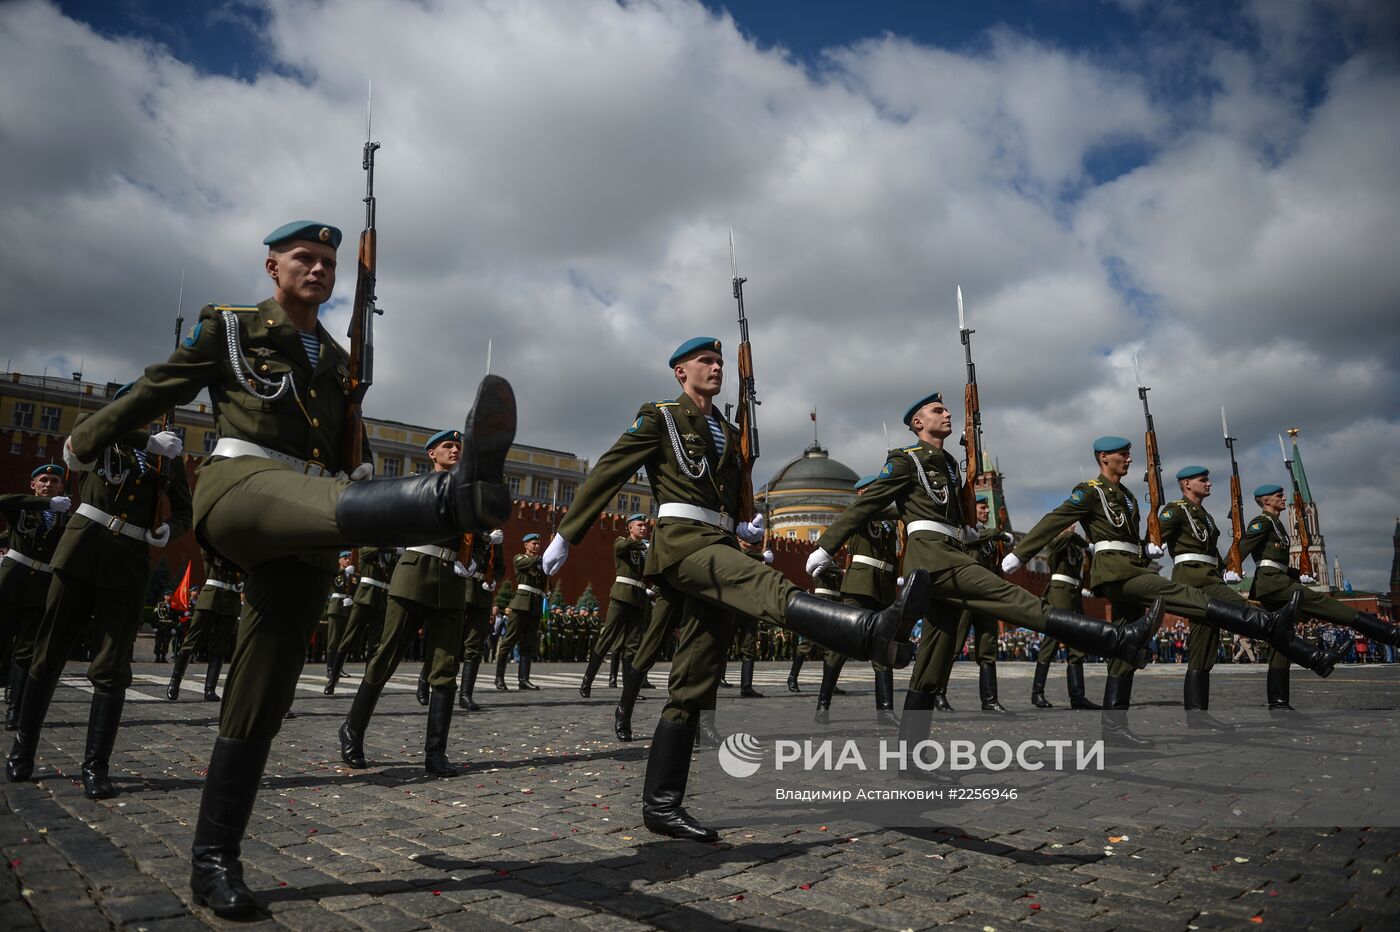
[413,461,429,475]
[809,529,820,541]
[508,476,522,497]
[171,426,187,443]
[786,530,797,539]
[631,496,641,512]
[617,493,628,511]
[40,406,60,432]
[383,457,401,478]
[534,478,552,500]
[561,484,575,505]
[11,402,33,429]
[203,432,218,453]
[9,442,21,455]
[35,443,46,458]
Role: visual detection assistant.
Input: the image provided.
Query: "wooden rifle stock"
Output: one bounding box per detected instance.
[1143,429,1164,547]
[1293,489,1314,577]
[1226,473,1245,575]
[961,380,981,523]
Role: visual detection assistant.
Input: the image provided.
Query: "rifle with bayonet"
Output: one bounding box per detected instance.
[342,83,382,475]
[730,229,760,522]
[1279,431,1314,578]
[150,272,185,530]
[1221,406,1244,576]
[1133,355,1165,548]
[957,286,983,524]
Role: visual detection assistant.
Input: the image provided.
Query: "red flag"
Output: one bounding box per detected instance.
[170,561,193,613]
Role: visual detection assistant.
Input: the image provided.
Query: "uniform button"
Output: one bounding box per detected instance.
[120,513,128,519]
[128,495,136,501]
[313,448,321,457]
[309,389,317,398]
[312,418,320,427]
[266,319,275,325]
[260,364,268,372]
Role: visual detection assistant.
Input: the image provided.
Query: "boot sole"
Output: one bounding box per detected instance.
[465,375,517,485]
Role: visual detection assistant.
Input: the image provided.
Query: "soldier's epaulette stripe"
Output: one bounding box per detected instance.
[214,305,259,313]
[1086,479,1102,487]
[653,400,678,408]
[899,444,920,453]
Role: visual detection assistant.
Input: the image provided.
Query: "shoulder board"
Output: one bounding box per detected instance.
[214,305,259,313]
[1172,498,1187,506]
[1086,479,1102,487]
[899,444,920,453]
[653,400,678,408]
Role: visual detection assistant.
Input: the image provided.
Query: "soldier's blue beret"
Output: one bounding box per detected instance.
[113,381,135,400]
[424,429,461,451]
[853,474,878,491]
[1254,483,1283,497]
[626,513,648,524]
[975,492,990,503]
[668,337,722,368]
[31,464,66,479]
[263,221,342,250]
[1176,465,1209,481]
[339,551,352,558]
[902,392,943,426]
[1093,435,1132,453]
[522,533,540,542]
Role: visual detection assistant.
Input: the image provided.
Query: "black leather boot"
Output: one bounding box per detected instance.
[518,656,540,690]
[1205,590,1301,651]
[787,656,804,692]
[5,661,30,731]
[339,682,382,769]
[6,673,58,782]
[1284,633,1352,678]
[1348,611,1400,647]
[1045,599,1165,669]
[615,657,645,742]
[694,711,723,748]
[608,652,620,688]
[642,719,717,842]
[334,376,516,543]
[781,571,929,668]
[81,689,126,800]
[189,736,271,918]
[416,671,429,706]
[203,657,223,702]
[979,664,1007,712]
[424,685,458,777]
[1066,663,1099,709]
[494,654,510,690]
[1030,662,1053,708]
[1267,667,1294,710]
[579,651,605,698]
[898,689,936,748]
[1183,669,1233,731]
[166,653,189,701]
[1101,674,1153,748]
[814,662,840,724]
[875,669,899,727]
[324,650,347,695]
[719,662,733,688]
[739,660,764,698]
[459,660,481,711]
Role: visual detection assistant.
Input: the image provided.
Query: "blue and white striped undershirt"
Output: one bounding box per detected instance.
[298,331,320,368]
[707,412,726,455]
[134,449,148,474]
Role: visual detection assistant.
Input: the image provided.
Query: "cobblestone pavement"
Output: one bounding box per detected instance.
[3,654,1397,930]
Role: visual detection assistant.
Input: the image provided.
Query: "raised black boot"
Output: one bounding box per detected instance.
[1267,667,1294,711]
[203,657,223,702]
[739,660,764,698]
[338,682,382,769]
[494,654,510,690]
[1066,663,1100,709]
[5,661,30,731]
[81,689,126,800]
[189,736,271,918]
[518,655,540,690]
[324,650,348,695]
[1045,599,1165,670]
[608,652,620,689]
[6,673,58,782]
[642,719,717,842]
[1102,674,1153,749]
[787,655,804,692]
[416,671,429,706]
[1347,611,1400,647]
[1205,591,1301,652]
[424,685,458,778]
[579,651,605,698]
[875,669,899,727]
[814,661,840,724]
[334,376,516,543]
[781,571,930,668]
[166,652,189,701]
[1285,633,1352,678]
[979,664,1007,712]
[932,686,953,711]
[459,660,481,711]
[1030,662,1053,708]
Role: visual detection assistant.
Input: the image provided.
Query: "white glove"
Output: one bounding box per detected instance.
[1146,543,1165,558]
[897,576,906,587]
[344,563,356,576]
[453,560,470,577]
[1001,531,1015,544]
[342,597,353,607]
[1300,574,1316,584]
[1082,588,1094,598]
[145,523,171,547]
[1000,552,1022,574]
[646,587,657,598]
[762,549,774,564]
[146,430,183,457]
[489,529,504,545]
[47,496,72,514]
[736,512,765,544]
[481,580,495,592]
[805,547,834,578]
[542,533,570,575]
[63,437,95,473]
[349,463,374,481]
[1223,570,1242,583]
[394,546,405,555]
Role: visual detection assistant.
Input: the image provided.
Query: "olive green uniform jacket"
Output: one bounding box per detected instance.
[0,495,69,609]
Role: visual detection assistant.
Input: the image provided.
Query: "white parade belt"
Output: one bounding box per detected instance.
[1173,553,1218,567]
[517,583,545,597]
[615,576,647,589]
[1049,573,1080,586]
[851,555,894,572]
[211,437,341,478]
[1092,541,1140,556]
[2,550,53,574]
[814,587,841,597]
[359,577,389,590]
[74,503,148,541]
[406,545,454,561]
[906,519,960,539]
[1259,559,1290,573]
[657,503,735,533]
[202,579,236,591]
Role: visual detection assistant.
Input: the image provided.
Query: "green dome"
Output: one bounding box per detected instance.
[767,444,859,494]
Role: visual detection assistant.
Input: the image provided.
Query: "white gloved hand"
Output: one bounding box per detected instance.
[1223,570,1242,583]
[146,430,183,457]
[63,437,95,473]
[1146,543,1165,558]
[1000,552,1022,574]
[1082,588,1095,598]
[489,529,504,545]
[344,563,356,576]
[145,523,171,547]
[762,549,774,564]
[736,512,765,544]
[962,526,981,543]
[542,533,570,575]
[646,587,657,598]
[897,576,906,587]
[394,546,406,555]
[453,560,470,577]
[47,496,72,513]
[1001,531,1016,544]
[805,547,834,578]
[342,597,353,607]
[349,462,374,481]
[481,581,494,592]
[1300,574,1316,584]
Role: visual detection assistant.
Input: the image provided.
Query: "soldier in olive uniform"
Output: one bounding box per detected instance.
[324,545,398,694]
[319,551,356,675]
[6,395,191,799]
[579,515,651,697]
[542,337,929,842]
[1030,527,1098,709]
[1,465,72,731]
[1241,483,1395,709]
[496,533,545,690]
[810,403,1162,750]
[167,549,245,701]
[732,539,775,697]
[1003,437,1303,745]
[340,430,474,777]
[152,592,175,663]
[26,222,514,917]
[934,497,1014,712]
[456,528,504,710]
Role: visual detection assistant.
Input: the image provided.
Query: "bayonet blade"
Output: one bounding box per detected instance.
[1279,433,1288,463]
[485,338,493,376]
[729,227,738,281]
[1221,405,1229,439]
[1133,353,1144,389]
[957,285,965,332]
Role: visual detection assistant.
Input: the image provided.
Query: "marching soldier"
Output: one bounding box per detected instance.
[495,533,545,691]
[1029,527,1099,710]
[324,545,398,694]
[458,528,504,710]
[21,222,514,916]
[320,552,356,681]
[579,515,650,697]
[152,591,175,663]
[1241,483,1395,709]
[541,337,929,842]
[167,548,245,701]
[1,465,71,731]
[6,391,191,799]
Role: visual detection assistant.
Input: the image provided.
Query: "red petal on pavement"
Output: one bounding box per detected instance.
[799,884,811,890]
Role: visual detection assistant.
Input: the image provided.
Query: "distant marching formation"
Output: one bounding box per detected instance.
[1,113,1394,920]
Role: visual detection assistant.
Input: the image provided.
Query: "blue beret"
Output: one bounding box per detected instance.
[263,220,342,250]
[1176,465,1209,481]
[425,429,461,451]
[522,533,540,542]
[339,551,352,558]
[626,513,648,524]
[975,492,990,503]
[853,474,878,491]
[1254,483,1283,497]
[1093,435,1132,453]
[902,392,943,426]
[31,464,66,480]
[113,381,135,400]
[668,336,722,368]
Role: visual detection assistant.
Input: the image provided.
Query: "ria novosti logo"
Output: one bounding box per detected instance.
[717,733,1105,777]
[717,733,765,778]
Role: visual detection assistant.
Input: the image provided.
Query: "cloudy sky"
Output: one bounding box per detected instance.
[3,0,1397,589]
